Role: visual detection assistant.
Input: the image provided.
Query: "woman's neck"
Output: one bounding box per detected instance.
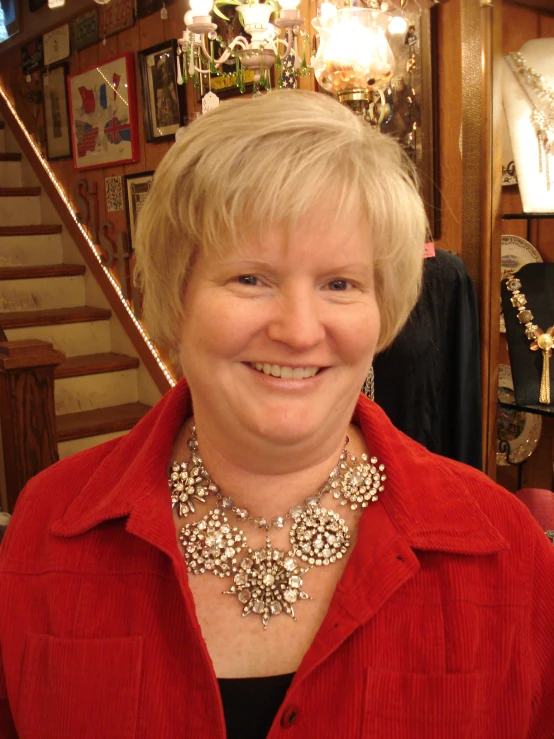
[170,418,368,522]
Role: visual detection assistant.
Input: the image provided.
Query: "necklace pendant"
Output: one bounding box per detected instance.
[180,508,247,578]
[224,545,310,629]
[340,458,386,509]
[290,505,350,566]
[169,459,210,517]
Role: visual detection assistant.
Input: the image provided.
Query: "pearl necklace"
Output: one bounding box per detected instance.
[505,273,553,405]
[169,427,386,628]
[504,51,554,190]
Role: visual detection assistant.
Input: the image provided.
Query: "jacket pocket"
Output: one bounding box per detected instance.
[361,668,489,739]
[17,634,143,739]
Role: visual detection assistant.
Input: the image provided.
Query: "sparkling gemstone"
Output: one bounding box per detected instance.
[241,557,253,570]
[252,600,265,614]
[272,516,285,529]
[289,505,304,519]
[262,573,275,587]
[270,601,283,615]
[322,547,332,558]
[197,521,207,530]
[283,589,297,603]
[235,508,248,520]
[238,590,251,603]
[179,492,188,502]
[224,547,235,558]
[209,546,220,557]
[175,482,184,492]
[254,517,267,528]
[370,457,377,464]
[306,497,318,507]
[221,497,233,509]
[272,549,284,561]
[220,524,230,534]
[234,572,247,586]
[289,576,302,588]
[204,535,216,547]
[327,534,337,545]
[283,557,297,571]
[253,549,267,563]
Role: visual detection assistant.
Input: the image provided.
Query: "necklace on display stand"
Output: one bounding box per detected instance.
[505,272,553,405]
[504,51,554,190]
[169,426,386,628]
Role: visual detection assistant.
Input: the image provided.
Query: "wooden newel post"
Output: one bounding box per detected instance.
[0,340,65,513]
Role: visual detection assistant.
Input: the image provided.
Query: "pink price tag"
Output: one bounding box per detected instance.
[424,242,436,258]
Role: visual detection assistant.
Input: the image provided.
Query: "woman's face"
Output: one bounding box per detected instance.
[178,210,380,452]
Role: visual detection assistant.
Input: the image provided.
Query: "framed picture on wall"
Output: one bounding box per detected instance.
[70,9,99,53]
[138,40,187,142]
[98,0,134,39]
[0,0,20,44]
[21,37,43,74]
[67,52,140,171]
[124,170,154,251]
[42,62,72,160]
[43,23,70,66]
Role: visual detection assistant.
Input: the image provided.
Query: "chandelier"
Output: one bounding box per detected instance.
[179,0,439,99]
[179,0,310,92]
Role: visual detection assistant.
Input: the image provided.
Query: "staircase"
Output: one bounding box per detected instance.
[0,119,161,460]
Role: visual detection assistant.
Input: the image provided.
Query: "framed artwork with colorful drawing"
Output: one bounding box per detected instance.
[67,52,139,171]
[124,170,154,251]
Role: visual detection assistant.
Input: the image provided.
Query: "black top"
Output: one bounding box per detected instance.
[218,673,295,739]
[373,249,482,468]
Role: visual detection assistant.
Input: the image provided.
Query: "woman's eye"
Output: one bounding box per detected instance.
[237,275,258,286]
[328,279,352,291]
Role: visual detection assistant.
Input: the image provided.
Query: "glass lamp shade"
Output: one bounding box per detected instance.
[238,2,275,46]
[190,0,214,16]
[312,8,395,96]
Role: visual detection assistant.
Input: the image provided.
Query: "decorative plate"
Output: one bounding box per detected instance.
[496,364,542,466]
[500,235,543,332]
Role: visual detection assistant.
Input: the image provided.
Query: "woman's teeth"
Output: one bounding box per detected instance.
[251,363,319,379]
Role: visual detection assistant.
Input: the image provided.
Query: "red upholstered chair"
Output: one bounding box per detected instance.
[514,488,554,544]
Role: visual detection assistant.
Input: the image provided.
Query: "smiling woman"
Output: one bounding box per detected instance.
[1,90,553,739]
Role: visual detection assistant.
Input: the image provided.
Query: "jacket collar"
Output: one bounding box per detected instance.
[52,381,507,556]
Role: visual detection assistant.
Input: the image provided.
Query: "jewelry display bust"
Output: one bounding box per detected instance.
[503,39,554,213]
[500,263,554,410]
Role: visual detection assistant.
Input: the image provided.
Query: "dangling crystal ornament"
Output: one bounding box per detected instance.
[224,545,310,629]
[180,507,247,578]
[290,505,350,566]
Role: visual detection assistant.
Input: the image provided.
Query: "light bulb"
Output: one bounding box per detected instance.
[184,9,195,25]
[388,15,407,34]
[189,0,213,16]
[278,0,301,10]
[318,2,337,21]
[48,0,65,7]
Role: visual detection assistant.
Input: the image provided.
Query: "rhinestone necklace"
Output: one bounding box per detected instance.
[505,272,553,405]
[504,52,554,190]
[169,426,386,628]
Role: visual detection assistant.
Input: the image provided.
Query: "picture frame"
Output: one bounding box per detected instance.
[124,170,154,251]
[67,52,140,171]
[138,39,187,142]
[0,0,20,44]
[42,62,72,160]
[21,37,43,74]
[70,9,99,54]
[98,0,134,40]
[43,23,70,66]
[195,5,256,101]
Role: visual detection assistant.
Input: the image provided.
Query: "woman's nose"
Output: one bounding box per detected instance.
[266,291,326,350]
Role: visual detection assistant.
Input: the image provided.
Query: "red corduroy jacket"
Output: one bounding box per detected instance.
[1,380,553,739]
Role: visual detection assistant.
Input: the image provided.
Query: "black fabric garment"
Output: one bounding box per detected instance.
[218,673,295,739]
[373,249,482,468]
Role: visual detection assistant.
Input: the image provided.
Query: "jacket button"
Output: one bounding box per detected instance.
[280,705,299,728]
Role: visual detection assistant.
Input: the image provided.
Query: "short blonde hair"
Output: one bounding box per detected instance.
[134,89,426,360]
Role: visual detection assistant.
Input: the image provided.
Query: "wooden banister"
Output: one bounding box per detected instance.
[0,340,65,513]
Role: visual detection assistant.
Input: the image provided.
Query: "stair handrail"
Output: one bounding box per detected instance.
[0,88,175,395]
